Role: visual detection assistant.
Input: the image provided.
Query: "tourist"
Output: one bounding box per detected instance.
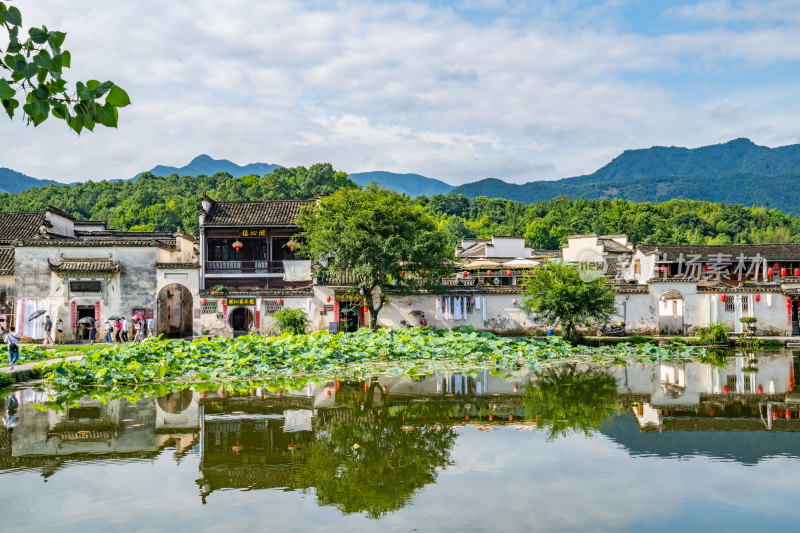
[147,316,155,338]
[133,319,142,342]
[122,317,129,342]
[115,318,122,343]
[88,320,97,345]
[141,317,148,338]
[105,318,113,343]
[2,325,20,370]
[42,315,53,345]
[55,318,63,344]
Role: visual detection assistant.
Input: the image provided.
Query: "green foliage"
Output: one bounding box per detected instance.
[523,366,620,439]
[696,323,731,345]
[0,2,129,131]
[521,261,617,340]
[36,328,704,393]
[273,308,309,335]
[297,185,454,328]
[295,420,456,518]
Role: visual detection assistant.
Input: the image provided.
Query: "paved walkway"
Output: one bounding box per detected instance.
[0,355,83,383]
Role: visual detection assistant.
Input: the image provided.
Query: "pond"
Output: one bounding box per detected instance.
[2,350,800,532]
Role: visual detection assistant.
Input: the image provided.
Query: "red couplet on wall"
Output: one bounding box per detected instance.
[94,301,101,321]
[255,308,261,333]
[70,301,77,329]
[222,300,228,322]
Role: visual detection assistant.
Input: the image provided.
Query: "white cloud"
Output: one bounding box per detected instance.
[1,0,799,185]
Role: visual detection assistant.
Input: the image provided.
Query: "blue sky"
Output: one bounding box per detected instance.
[3,0,800,185]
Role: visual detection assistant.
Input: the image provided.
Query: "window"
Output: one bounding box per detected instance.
[724,296,735,313]
[271,237,296,261]
[263,299,284,314]
[743,374,751,391]
[742,296,749,314]
[727,375,737,391]
[208,238,268,261]
[201,301,218,315]
[634,260,641,275]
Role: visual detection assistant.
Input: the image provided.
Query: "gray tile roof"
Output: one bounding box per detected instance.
[638,244,800,261]
[48,258,121,273]
[203,200,315,227]
[0,212,45,244]
[0,247,13,275]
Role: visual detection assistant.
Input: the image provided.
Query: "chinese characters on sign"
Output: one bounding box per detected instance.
[598,253,769,282]
[227,297,256,306]
[239,229,267,238]
[70,281,101,292]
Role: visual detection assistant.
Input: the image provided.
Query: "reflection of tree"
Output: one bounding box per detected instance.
[294,415,456,519]
[524,366,619,439]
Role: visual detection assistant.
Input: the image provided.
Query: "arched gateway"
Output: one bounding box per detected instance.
[157,283,193,338]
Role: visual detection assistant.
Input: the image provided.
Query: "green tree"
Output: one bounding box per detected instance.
[524,366,620,439]
[521,261,616,340]
[294,418,456,518]
[0,2,130,131]
[296,185,453,329]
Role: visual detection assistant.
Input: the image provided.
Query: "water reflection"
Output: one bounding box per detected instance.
[2,350,800,518]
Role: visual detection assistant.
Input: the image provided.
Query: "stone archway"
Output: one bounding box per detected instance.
[157,283,193,338]
[658,289,684,334]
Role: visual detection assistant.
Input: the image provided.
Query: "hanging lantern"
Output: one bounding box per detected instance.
[232,240,243,253]
[420,271,425,278]
[506,269,512,276]
[787,411,792,419]
[508,414,514,421]
[401,270,406,277]
[772,411,778,420]
[486,270,492,276]
[201,298,207,305]
[221,298,226,305]
[231,441,243,453]
[704,264,710,271]
[795,269,800,277]
[407,299,412,306]
[488,414,494,421]
[755,294,761,302]
[787,296,792,304]
[758,385,764,394]
[768,267,774,277]
[326,295,331,303]
[659,264,666,272]
[708,408,715,417]
[720,294,727,302]
[288,440,298,451]
[277,298,283,305]
[723,385,729,394]
[781,268,787,276]
[463,270,469,277]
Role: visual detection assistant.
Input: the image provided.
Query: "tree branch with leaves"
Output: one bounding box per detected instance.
[0,2,130,132]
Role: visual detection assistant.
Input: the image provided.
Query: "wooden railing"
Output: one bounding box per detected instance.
[205,260,285,274]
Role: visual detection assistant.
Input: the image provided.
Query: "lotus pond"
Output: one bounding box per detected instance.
[3,347,800,532]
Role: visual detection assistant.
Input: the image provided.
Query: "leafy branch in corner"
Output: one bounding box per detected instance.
[0,1,130,133]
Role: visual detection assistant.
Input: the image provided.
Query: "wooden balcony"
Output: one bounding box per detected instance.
[205,260,285,275]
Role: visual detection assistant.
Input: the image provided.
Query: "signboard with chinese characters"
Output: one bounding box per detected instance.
[70,281,101,292]
[239,229,267,238]
[228,297,256,306]
[323,304,334,312]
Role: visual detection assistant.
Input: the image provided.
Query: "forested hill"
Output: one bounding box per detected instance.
[452,138,800,212]
[2,162,800,249]
[0,168,59,194]
[136,154,281,180]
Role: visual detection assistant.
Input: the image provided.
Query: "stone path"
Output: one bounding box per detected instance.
[0,355,83,383]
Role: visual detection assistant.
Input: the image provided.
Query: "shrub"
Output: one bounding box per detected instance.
[696,323,730,345]
[273,308,309,335]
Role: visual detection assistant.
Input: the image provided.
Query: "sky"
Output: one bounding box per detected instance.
[3,0,800,185]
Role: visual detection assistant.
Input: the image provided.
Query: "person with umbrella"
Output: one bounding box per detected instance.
[42,315,53,345]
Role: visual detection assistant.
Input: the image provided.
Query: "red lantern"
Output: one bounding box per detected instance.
[758,385,764,394]
[465,414,470,420]
[755,294,761,302]
[787,411,792,419]
[781,268,787,276]
[201,298,207,305]
[486,270,492,276]
[708,408,715,417]
[506,269,512,276]
[221,298,226,305]
[232,240,243,253]
[277,298,283,305]
[463,270,469,277]
[772,411,778,420]
[659,264,666,272]
[407,299,412,306]
[721,294,727,302]
[508,414,514,421]
[326,295,331,303]
[795,269,800,277]
[401,270,406,277]
[787,297,792,304]
[704,264,710,271]
[489,414,494,421]
[420,271,425,278]
[723,385,729,394]
[768,267,774,277]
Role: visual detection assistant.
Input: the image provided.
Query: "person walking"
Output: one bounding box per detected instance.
[133,319,142,342]
[121,317,129,342]
[147,316,155,338]
[105,319,113,343]
[3,325,20,370]
[88,320,97,345]
[115,319,122,343]
[42,315,53,345]
[55,318,63,344]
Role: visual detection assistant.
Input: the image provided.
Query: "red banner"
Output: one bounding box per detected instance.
[70,301,77,329]
[255,298,261,333]
[95,300,101,322]
[789,302,793,326]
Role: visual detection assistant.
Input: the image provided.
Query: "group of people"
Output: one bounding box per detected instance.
[103,316,155,344]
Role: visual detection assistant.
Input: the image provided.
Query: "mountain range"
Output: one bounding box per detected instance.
[3,137,800,211]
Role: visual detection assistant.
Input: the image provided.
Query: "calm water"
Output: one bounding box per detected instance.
[2,351,800,532]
